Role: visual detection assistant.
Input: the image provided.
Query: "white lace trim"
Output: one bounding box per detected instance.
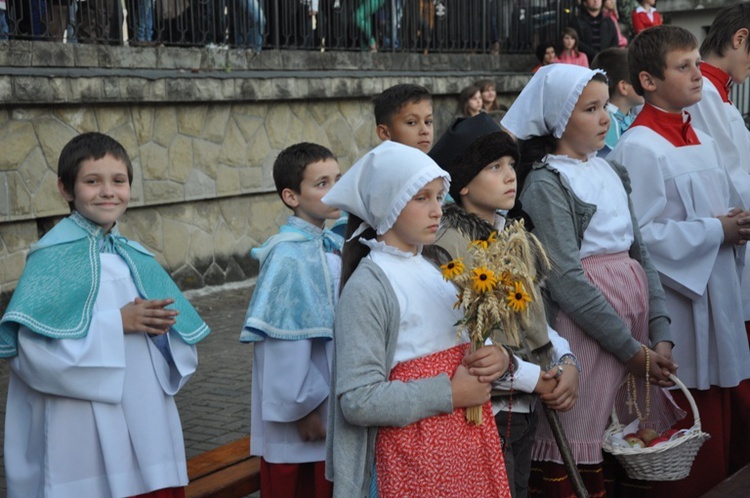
[360,238,422,258]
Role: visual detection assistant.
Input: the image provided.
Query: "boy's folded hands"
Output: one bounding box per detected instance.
[120,297,179,335]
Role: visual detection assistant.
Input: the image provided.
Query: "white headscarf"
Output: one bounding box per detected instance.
[322,141,450,237]
[501,64,606,139]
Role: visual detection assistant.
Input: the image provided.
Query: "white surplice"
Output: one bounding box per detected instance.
[610,127,750,390]
[689,77,750,319]
[5,254,197,498]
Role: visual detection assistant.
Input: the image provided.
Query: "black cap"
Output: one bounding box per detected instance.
[429,113,519,202]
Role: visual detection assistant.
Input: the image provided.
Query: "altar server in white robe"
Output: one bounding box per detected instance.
[610,25,750,497]
[0,132,210,498]
[687,3,750,323]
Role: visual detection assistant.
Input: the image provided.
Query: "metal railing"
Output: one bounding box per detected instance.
[730,80,750,130]
[0,0,574,53]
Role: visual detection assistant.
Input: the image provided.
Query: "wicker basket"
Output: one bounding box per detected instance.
[601,374,710,481]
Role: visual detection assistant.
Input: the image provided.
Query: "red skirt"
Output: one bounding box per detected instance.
[375,344,510,498]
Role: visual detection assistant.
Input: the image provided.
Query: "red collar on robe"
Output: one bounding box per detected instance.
[701,62,732,103]
[630,103,701,147]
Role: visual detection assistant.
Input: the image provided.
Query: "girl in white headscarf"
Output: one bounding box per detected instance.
[501,64,683,496]
[322,141,512,498]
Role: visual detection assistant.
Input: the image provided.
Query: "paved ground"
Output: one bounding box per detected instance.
[0,280,260,497]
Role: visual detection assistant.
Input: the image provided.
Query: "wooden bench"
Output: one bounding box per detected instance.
[186,437,261,498]
[701,463,750,498]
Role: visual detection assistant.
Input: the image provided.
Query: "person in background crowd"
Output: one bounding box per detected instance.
[458,84,484,118]
[533,40,558,73]
[558,27,589,67]
[631,0,662,35]
[569,0,619,63]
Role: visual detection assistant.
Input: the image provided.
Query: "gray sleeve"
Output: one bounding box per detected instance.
[521,171,641,362]
[333,262,454,428]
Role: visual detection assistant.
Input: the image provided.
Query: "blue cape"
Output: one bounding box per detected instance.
[240,217,343,342]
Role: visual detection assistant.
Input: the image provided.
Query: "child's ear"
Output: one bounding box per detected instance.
[616,80,630,97]
[638,71,657,93]
[732,28,750,50]
[459,186,470,197]
[57,178,74,202]
[280,188,300,209]
[376,124,391,142]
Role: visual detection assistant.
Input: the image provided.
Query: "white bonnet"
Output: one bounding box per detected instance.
[501,64,606,139]
[322,141,450,236]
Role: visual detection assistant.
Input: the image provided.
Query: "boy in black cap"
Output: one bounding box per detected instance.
[426,114,580,498]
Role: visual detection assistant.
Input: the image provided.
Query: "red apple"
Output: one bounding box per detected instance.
[637,427,659,445]
[662,428,680,439]
[647,435,670,447]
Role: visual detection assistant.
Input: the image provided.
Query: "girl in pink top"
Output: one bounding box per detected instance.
[603,0,628,47]
[557,28,589,68]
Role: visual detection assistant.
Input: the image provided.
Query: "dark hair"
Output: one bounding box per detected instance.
[373,84,432,126]
[561,27,580,56]
[339,213,377,294]
[516,135,557,194]
[272,143,336,208]
[58,132,133,210]
[700,3,750,58]
[474,79,496,93]
[515,72,608,192]
[629,25,698,96]
[458,85,482,117]
[591,47,631,96]
[535,41,556,63]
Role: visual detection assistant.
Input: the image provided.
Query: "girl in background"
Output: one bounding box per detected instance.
[458,85,484,117]
[475,78,501,113]
[557,28,589,67]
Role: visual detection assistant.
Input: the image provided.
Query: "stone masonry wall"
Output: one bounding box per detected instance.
[0,43,534,308]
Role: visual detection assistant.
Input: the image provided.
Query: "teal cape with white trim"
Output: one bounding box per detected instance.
[0,212,210,358]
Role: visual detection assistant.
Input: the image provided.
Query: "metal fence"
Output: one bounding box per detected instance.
[730,80,750,129]
[0,0,575,53]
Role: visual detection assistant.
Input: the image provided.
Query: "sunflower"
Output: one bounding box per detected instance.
[471,267,497,293]
[440,258,465,280]
[507,281,532,312]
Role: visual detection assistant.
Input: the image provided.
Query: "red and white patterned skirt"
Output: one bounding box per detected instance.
[375,344,511,498]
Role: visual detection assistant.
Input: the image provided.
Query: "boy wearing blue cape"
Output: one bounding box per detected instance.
[240,143,342,498]
[0,132,210,498]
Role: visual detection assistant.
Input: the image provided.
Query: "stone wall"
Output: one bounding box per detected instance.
[0,42,534,307]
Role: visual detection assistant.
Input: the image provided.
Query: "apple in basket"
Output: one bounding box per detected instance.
[623,434,646,448]
[636,427,659,445]
[647,435,670,447]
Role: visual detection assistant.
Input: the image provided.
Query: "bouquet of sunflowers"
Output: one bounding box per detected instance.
[440,219,548,425]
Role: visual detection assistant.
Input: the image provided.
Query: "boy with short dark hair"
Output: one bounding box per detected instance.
[332,83,434,237]
[241,142,343,498]
[610,25,750,496]
[591,47,644,157]
[372,83,434,153]
[1,132,210,497]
